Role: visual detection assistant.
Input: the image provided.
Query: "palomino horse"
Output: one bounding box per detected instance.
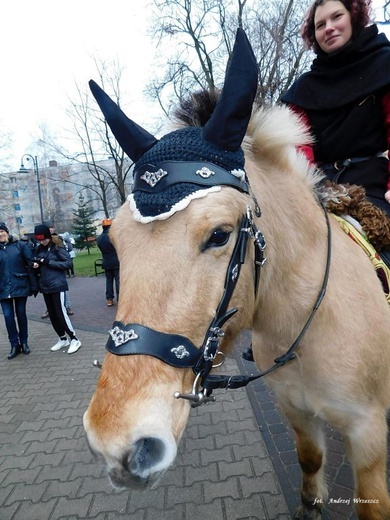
[84,30,390,519]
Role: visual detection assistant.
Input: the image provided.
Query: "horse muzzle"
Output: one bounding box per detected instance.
[84,408,178,489]
[107,436,173,489]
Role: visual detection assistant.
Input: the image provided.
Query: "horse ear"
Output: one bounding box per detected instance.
[202,28,258,151]
[89,80,158,162]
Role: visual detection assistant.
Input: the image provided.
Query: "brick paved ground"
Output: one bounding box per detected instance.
[1,275,389,519]
[0,276,290,520]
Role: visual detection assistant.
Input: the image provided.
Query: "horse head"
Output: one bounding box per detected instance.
[84,29,261,489]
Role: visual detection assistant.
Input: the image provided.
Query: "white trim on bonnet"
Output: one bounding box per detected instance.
[128,186,221,224]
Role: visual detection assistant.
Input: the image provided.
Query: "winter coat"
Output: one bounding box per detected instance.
[34,240,72,294]
[281,25,390,209]
[0,236,36,300]
[97,228,119,270]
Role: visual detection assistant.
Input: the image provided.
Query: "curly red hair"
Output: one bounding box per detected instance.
[301,0,372,53]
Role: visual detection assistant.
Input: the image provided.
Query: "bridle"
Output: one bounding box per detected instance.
[90,29,317,407]
[96,198,332,408]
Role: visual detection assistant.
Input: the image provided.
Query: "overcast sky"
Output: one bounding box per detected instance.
[1,0,389,171]
[1,0,156,168]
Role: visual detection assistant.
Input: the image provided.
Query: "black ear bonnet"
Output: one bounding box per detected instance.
[89,28,258,222]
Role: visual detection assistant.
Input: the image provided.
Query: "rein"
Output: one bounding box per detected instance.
[201,204,332,396]
[96,201,332,408]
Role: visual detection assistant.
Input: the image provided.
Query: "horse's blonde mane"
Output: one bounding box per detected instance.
[170,95,322,195]
[245,104,323,192]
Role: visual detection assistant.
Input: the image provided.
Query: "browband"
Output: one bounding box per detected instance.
[133,161,249,194]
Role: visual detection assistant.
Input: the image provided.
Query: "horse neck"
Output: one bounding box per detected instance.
[249,166,329,335]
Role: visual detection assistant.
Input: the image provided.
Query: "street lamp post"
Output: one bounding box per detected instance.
[18,154,44,223]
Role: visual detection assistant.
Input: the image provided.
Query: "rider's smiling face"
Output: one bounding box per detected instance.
[314,0,353,54]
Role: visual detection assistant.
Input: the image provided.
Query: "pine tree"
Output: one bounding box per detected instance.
[72,194,97,255]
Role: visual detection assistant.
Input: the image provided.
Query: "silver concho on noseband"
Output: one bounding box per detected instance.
[171,345,190,359]
[109,326,139,347]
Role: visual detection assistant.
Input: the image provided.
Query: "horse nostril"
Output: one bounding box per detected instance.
[126,437,165,477]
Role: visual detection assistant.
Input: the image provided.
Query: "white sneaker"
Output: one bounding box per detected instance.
[51,338,70,351]
[68,339,81,354]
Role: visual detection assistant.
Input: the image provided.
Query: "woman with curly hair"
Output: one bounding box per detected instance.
[242,0,390,364]
[281,0,390,215]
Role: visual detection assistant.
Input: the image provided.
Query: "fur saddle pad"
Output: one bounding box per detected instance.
[319,181,390,304]
[331,213,390,304]
[323,181,390,251]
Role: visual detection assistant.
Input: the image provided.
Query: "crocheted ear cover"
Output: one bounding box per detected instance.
[130,126,246,222]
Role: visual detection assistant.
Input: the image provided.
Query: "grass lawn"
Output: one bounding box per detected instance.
[73,248,103,277]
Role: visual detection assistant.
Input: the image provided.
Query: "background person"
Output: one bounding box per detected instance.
[0,222,37,359]
[281,0,390,216]
[97,218,120,306]
[32,224,81,354]
[60,232,75,278]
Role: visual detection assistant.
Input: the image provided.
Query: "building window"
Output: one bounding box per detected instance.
[12,190,19,198]
[14,203,21,211]
[16,217,23,224]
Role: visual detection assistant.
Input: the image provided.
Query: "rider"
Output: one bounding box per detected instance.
[281,0,390,216]
[243,0,390,362]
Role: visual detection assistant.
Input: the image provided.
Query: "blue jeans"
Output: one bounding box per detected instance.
[1,297,28,347]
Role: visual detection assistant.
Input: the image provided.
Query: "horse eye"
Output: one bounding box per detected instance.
[205,228,231,249]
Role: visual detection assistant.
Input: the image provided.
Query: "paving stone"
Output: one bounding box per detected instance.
[240,474,280,497]
[35,464,74,483]
[0,483,14,507]
[203,477,241,502]
[0,501,24,520]
[5,481,49,505]
[166,481,203,507]
[224,495,267,520]
[219,459,254,480]
[145,504,184,520]
[184,498,224,520]
[87,490,129,515]
[51,494,94,518]
[200,446,233,466]
[184,461,219,486]
[127,487,165,513]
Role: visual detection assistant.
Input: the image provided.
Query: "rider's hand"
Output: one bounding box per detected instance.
[385,190,390,204]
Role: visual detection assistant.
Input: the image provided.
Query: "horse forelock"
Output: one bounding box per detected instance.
[171,89,221,129]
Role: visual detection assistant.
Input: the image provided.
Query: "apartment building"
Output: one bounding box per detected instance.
[1,158,132,237]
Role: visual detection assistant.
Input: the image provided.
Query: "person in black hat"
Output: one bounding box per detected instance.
[0,222,37,359]
[32,224,82,354]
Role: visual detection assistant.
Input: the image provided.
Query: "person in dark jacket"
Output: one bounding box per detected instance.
[97,219,120,306]
[0,222,36,359]
[32,224,81,354]
[281,0,390,215]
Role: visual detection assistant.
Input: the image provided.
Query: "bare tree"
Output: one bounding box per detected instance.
[376,0,390,24]
[39,59,133,217]
[147,0,311,112]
